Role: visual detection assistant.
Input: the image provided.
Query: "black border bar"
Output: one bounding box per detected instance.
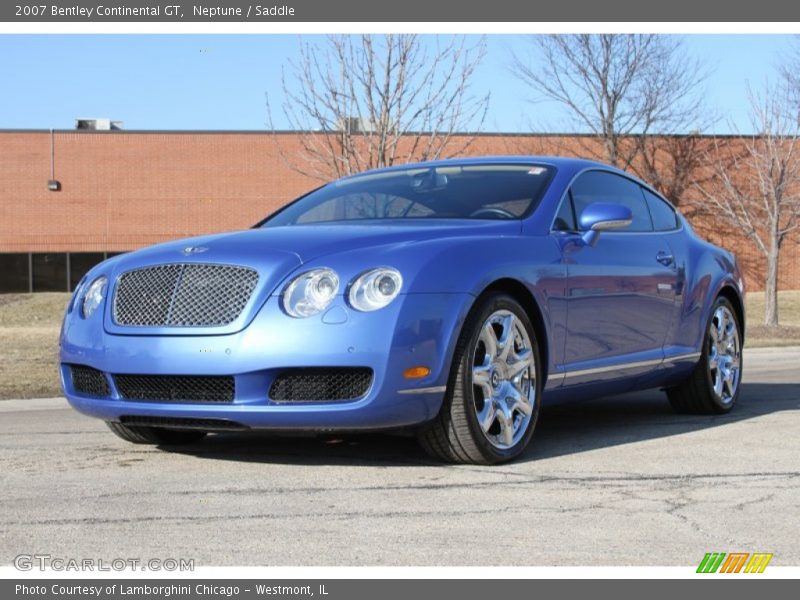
[3,578,796,600]
[2,1,800,22]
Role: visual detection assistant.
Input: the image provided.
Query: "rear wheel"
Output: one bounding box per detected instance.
[418,293,541,464]
[106,421,207,445]
[667,296,743,414]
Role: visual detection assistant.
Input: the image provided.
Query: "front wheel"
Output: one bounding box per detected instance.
[418,293,542,464]
[667,296,743,414]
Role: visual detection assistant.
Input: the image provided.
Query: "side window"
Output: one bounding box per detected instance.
[553,192,577,231]
[570,171,654,232]
[642,188,679,231]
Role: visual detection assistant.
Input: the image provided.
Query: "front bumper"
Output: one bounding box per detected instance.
[60,293,471,431]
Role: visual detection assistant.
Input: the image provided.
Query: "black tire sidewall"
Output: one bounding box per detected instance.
[107,421,206,445]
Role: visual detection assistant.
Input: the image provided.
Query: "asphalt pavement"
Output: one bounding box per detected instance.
[1,347,798,566]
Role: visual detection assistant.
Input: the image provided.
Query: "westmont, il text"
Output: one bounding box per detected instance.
[16,584,327,597]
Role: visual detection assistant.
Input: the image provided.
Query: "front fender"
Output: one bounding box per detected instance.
[397,234,566,391]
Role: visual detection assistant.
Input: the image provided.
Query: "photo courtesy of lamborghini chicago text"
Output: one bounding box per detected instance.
[0,0,798,595]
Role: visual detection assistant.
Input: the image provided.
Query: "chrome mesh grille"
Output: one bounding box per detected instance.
[113,264,258,327]
[269,368,374,402]
[114,264,181,326]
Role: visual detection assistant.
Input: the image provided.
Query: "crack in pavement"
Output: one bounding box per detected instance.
[2,470,798,505]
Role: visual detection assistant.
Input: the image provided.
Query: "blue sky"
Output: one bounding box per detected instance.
[0,34,795,133]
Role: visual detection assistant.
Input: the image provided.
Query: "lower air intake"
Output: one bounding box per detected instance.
[119,416,247,431]
[69,365,110,397]
[269,368,373,402]
[114,374,235,403]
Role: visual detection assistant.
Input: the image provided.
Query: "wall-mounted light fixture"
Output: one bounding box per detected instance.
[48,128,61,192]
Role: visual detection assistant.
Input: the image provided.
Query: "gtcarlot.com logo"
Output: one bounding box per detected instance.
[697,552,773,573]
[14,554,194,572]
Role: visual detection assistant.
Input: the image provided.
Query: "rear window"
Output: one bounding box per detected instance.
[261,164,555,226]
[642,188,680,231]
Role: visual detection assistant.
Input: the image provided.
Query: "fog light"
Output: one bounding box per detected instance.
[403,366,431,379]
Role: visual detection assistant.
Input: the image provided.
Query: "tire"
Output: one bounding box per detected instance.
[106,421,207,445]
[667,296,743,415]
[418,293,542,465]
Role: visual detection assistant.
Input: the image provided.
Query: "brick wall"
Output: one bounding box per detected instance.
[0,131,318,252]
[1,130,798,291]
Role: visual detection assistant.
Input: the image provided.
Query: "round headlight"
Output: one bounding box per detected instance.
[348,268,403,312]
[282,268,339,318]
[82,276,107,318]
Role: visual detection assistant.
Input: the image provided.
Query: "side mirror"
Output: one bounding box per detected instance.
[578,202,633,246]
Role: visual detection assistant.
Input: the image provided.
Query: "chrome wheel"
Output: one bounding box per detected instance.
[707,305,741,405]
[471,309,537,450]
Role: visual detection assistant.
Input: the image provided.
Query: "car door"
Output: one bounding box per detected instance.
[640,186,687,356]
[554,170,679,385]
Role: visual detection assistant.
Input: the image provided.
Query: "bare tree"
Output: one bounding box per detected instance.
[634,132,720,207]
[270,34,489,181]
[696,86,800,326]
[511,34,707,172]
[779,39,800,118]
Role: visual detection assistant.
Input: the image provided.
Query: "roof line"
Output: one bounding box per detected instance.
[0,128,758,138]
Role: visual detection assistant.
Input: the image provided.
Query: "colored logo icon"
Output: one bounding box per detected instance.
[697,552,773,573]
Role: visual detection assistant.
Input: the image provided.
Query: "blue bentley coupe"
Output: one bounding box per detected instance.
[60,157,745,464]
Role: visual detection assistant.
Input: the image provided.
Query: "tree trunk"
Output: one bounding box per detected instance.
[764,239,780,327]
[603,135,617,166]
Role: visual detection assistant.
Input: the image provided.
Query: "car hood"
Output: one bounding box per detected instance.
[101,220,519,336]
[194,220,519,260]
[118,219,519,263]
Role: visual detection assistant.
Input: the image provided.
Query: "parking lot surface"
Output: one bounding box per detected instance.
[1,347,798,566]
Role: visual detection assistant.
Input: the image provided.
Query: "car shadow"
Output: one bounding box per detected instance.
[169,382,799,467]
[522,381,799,462]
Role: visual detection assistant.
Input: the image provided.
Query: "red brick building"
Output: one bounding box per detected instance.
[0,129,797,292]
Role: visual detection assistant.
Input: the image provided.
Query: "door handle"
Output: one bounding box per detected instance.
[656,251,674,267]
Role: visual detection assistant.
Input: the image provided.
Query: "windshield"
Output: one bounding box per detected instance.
[260,163,555,226]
